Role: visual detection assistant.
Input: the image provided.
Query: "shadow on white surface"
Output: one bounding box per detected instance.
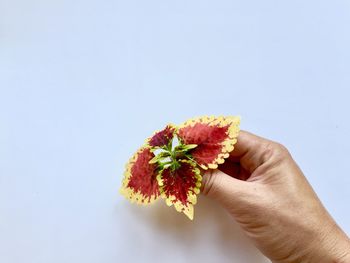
[119,196,269,263]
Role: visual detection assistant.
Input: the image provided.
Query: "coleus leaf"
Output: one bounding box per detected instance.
[147,124,176,147]
[120,147,160,204]
[157,159,201,220]
[177,116,240,170]
[120,116,240,220]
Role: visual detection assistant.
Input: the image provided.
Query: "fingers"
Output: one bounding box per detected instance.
[230,130,274,174]
[201,169,251,208]
[202,131,277,208]
[201,130,274,208]
[218,160,251,180]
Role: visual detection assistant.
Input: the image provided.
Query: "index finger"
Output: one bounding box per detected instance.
[229,130,272,173]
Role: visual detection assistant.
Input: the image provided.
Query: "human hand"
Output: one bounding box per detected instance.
[202,131,350,263]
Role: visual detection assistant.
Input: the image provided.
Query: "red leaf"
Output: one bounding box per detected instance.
[158,160,201,220]
[177,116,240,169]
[120,147,160,204]
[147,125,175,147]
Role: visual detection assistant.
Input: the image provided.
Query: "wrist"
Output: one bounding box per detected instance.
[299,220,350,263]
[271,217,350,263]
[330,236,350,263]
[338,251,350,263]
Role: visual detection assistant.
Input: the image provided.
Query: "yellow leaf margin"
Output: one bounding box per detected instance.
[157,159,202,220]
[120,146,160,205]
[177,115,241,170]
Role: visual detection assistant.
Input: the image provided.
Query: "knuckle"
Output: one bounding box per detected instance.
[260,141,290,163]
[272,141,287,152]
[270,141,291,162]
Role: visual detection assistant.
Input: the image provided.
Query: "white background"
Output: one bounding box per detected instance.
[1,1,349,262]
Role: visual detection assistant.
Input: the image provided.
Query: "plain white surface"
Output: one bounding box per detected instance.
[1,1,349,262]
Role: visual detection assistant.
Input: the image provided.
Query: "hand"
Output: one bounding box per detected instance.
[202,131,350,263]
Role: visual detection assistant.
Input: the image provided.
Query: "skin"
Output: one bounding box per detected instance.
[201,130,350,263]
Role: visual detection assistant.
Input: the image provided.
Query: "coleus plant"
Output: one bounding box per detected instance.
[120,116,240,220]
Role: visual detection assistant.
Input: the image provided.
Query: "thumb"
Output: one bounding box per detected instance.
[201,169,252,209]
